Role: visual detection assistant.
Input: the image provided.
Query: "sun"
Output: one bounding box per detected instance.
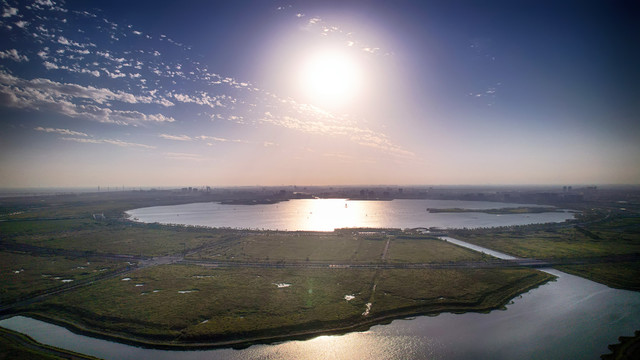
[299,48,361,108]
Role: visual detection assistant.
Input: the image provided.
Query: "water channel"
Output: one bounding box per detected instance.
[2,199,638,359]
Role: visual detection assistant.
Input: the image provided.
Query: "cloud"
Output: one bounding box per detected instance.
[165,152,203,161]
[60,137,155,149]
[196,135,248,144]
[159,133,192,141]
[0,0,410,160]
[303,16,390,56]
[0,71,175,125]
[0,49,28,62]
[34,126,88,137]
[0,71,152,105]
[2,7,18,18]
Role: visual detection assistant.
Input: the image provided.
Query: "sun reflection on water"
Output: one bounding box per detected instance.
[291,199,384,231]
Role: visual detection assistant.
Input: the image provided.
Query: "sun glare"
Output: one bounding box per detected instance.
[299,48,361,108]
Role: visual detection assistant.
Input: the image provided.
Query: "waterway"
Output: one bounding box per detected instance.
[126,199,575,231]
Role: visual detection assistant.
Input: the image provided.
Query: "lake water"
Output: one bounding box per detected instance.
[126,199,575,231]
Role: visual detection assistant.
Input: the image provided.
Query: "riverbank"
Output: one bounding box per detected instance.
[0,326,99,360]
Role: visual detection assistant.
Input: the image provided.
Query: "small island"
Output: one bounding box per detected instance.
[427,206,561,214]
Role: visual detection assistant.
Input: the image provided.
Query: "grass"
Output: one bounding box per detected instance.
[449,219,640,260]
[28,264,377,342]
[372,268,553,315]
[0,327,100,360]
[3,219,235,257]
[24,263,553,345]
[0,251,128,304]
[385,237,483,263]
[189,232,386,263]
[556,262,640,291]
[601,330,640,360]
[449,213,640,290]
[0,328,62,360]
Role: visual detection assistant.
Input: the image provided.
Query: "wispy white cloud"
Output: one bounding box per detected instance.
[165,152,203,161]
[60,137,155,149]
[196,135,248,144]
[34,126,88,137]
[0,71,175,125]
[159,133,192,141]
[303,16,391,56]
[2,7,18,18]
[0,49,28,62]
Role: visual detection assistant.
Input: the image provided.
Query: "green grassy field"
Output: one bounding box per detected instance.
[0,252,128,304]
[25,264,552,345]
[449,213,640,290]
[2,219,234,257]
[449,220,640,259]
[385,237,483,263]
[189,232,386,262]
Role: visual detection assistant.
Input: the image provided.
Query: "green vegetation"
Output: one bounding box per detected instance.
[385,237,482,263]
[190,232,387,263]
[2,219,233,257]
[373,268,553,315]
[24,264,551,345]
[188,232,484,263]
[427,207,559,214]
[602,330,640,360]
[449,213,640,290]
[556,262,640,291]
[0,327,99,360]
[0,252,128,304]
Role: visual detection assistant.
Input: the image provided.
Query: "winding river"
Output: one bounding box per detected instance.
[2,199,638,359]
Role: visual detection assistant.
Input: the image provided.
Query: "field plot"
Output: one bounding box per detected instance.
[449,219,640,259]
[3,219,233,257]
[28,265,376,342]
[0,251,128,304]
[449,214,640,290]
[189,232,387,262]
[373,268,553,315]
[25,264,552,345]
[385,237,483,263]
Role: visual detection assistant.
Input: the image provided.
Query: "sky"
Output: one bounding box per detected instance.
[0,0,638,188]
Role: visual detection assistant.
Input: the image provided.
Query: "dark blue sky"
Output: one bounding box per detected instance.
[1,0,638,187]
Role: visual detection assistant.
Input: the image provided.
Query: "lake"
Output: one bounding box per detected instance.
[126,199,575,231]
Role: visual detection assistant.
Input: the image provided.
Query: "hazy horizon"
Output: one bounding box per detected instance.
[1,0,638,187]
